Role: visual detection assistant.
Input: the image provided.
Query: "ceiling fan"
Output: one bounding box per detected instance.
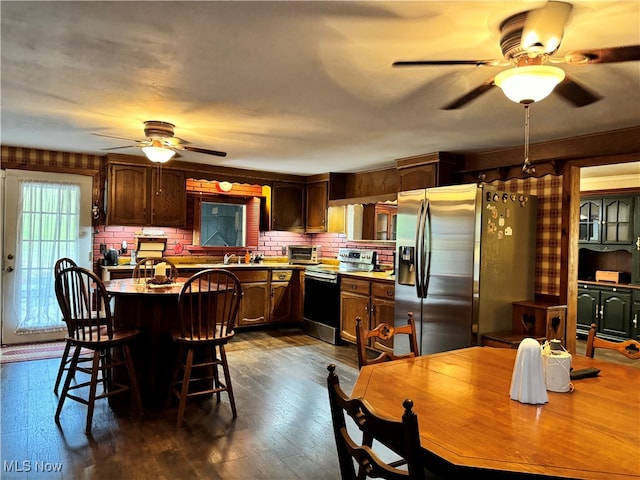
[93,121,227,162]
[393,1,640,109]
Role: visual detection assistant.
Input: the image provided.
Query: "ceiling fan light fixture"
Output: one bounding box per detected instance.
[141,146,176,163]
[495,65,565,104]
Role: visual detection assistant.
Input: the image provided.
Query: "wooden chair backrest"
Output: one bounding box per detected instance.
[326,364,425,480]
[133,257,178,281]
[54,266,113,342]
[54,257,77,276]
[176,269,243,341]
[586,323,640,360]
[356,312,420,369]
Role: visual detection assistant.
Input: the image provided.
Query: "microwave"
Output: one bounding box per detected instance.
[288,245,319,265]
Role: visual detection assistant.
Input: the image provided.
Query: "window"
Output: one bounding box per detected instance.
[196,200,246,247]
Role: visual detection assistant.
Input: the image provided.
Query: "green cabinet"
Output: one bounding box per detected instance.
[599,289,633,338]
[579,196,634,247]
[577,283,634,339]
[577,284,600,332]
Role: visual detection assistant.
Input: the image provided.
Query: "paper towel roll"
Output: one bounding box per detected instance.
[543,350,572,393]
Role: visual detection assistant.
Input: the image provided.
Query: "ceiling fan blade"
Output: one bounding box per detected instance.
[442,78,496,110]
[564,45,640,64]
[553,76,601,107]
[521,1,573,55]
[183,146,227,157]
[92,132,144,143]
[101,145,142,151]
[393,59,502,67]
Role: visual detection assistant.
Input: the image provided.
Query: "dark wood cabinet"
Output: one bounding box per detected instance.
[107,163,186,227]
[577,282,635,340]
[107,164,148,225]
[396,152,462,191]
[235,270,270,326]
[305,181,328,233]
[271,182,305,232]
[270,270,293,323]
[340,277,395,349]
[369,282,395,351]
[362,203,397,241]
[150,169,186,227]
[340,278,370,344]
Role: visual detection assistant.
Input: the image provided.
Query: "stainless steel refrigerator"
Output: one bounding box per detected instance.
[394,183,537,355]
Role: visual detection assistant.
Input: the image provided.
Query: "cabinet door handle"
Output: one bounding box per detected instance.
[595,305,598,318]
[636,236,640,251]
[633,314,638,328]
[599,305,604,318]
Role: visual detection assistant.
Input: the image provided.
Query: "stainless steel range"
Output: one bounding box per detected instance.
[302,265,340,344]
[338,248,376,272]
[302,248,377,345]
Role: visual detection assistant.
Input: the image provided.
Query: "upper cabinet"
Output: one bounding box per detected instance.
[271,181,305,232]
[579,195,635,248]
[306,180,328,233]
[106,162,186,227]
[396,152,463,191]
[362,203,397,241]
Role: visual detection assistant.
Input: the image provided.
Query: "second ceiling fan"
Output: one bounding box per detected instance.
[393,1,640,109]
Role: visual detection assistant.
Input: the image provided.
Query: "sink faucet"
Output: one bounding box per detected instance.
[223,253,235,265]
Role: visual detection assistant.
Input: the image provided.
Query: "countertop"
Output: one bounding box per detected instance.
[578,279,640,290]
[100,262,395,282]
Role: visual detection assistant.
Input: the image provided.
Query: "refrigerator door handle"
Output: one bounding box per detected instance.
[417,199,429,298]
[415,199,426,298]
[423,199,432,297]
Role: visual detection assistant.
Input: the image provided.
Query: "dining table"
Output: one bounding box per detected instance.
[104,277,188,408]
[351,346,640,480]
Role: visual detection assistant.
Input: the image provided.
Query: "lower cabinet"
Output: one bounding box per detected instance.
[270,270,293,323]
[235,269,297,326]
[340,277,395,350]
[236,270,270,326]
[340,278,371,344]
[577,283,635,340]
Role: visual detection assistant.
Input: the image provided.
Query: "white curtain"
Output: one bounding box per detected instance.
[14,180,80,333]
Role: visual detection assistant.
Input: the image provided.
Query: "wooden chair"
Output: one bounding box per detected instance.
[356,312,420,369]
[53,257,80,395]
[586,323,640,360]
[132,257,178,282]
[166,268,243,428]
[54,266,143,433]
[326,364,426,480]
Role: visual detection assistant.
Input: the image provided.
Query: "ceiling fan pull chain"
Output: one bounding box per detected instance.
[156,164,163,195]
[522,105,535,175]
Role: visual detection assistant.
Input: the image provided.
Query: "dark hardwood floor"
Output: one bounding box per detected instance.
[1,329,360,480]
[2,330,637,480]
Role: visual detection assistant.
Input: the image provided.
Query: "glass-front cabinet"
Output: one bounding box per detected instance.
[579,196,634,246]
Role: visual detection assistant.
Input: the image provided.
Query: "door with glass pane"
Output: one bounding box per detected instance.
[2,170,92,344]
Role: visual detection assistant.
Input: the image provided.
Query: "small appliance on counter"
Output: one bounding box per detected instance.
[103,247,120,266]
[288,245,319,264]
[338,248,376,272]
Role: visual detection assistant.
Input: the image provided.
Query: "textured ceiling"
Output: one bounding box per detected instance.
[1,1,639,175]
